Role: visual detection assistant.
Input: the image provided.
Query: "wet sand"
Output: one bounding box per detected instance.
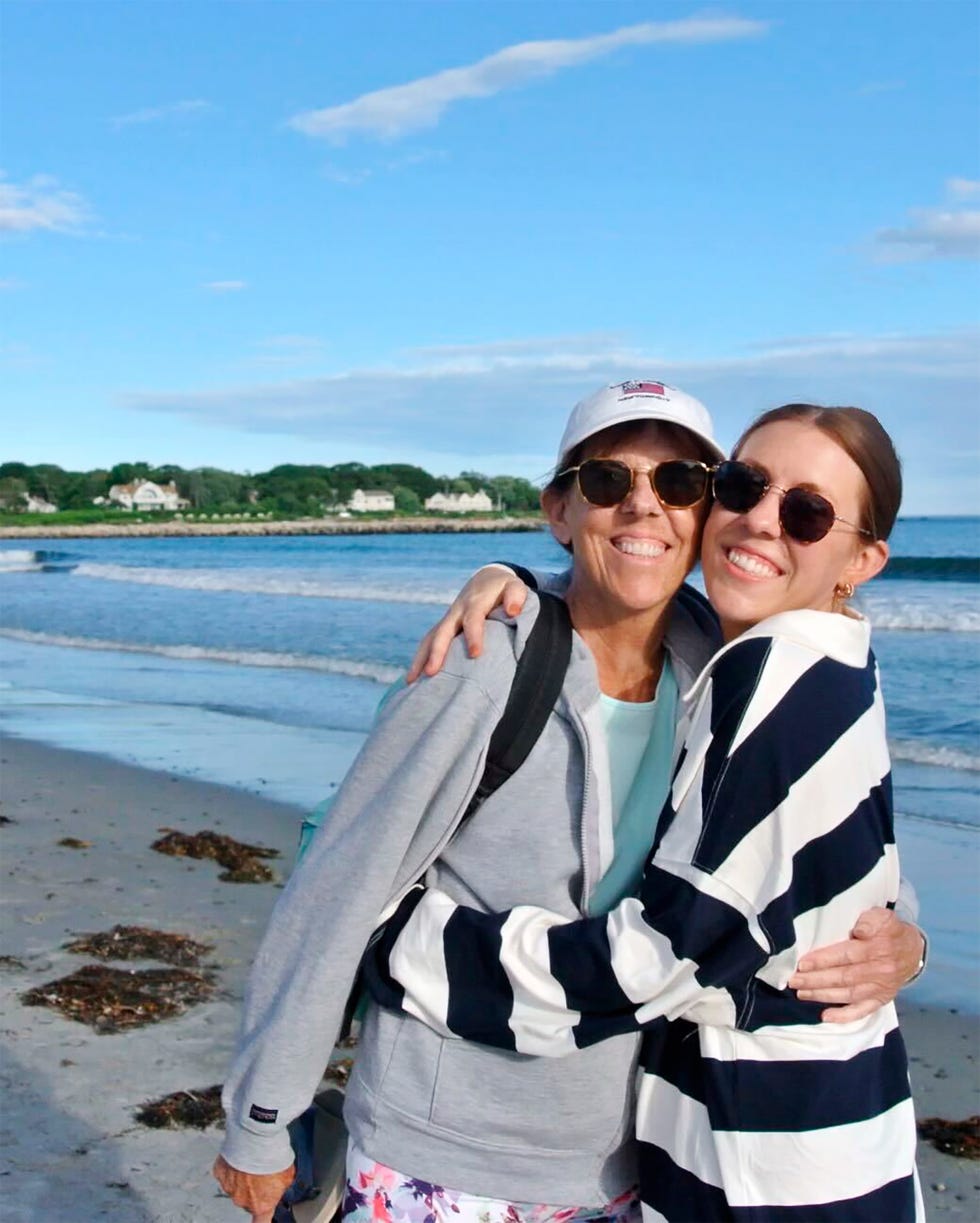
[0,736,977,1220]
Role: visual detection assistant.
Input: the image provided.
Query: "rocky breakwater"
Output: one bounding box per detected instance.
[0,515,544,540]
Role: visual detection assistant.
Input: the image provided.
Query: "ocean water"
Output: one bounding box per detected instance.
[1,520,978,1007]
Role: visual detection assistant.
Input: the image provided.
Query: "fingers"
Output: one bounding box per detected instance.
[794,982,885,1004]
[819,998,884,1024]
[794,937,869,975]
[849,905,897,940]
[211,1156,295,1217]
[406,566,523,682]
[407,626,440,683]
[501,577,529,618]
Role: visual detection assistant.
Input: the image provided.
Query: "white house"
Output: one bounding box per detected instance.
[23,493,58,513]
[107,479,188,512]
[348,488,395,513]
[424,489,494,513]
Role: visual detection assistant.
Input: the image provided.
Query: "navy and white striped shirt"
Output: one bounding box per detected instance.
[365,610,922,1221]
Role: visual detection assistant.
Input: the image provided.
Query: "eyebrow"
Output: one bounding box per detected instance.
[742,461,828,497]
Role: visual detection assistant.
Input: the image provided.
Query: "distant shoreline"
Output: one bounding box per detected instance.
[0,515,545,540]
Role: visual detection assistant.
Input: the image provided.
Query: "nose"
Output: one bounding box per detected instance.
[740,484,781,537]
[620,469,664,516]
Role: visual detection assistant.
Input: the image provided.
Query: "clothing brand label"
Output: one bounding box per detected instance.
[249,1104,279,1124]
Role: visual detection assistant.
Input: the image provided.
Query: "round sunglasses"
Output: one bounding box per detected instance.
[712,460,873,544]
[557,458,713,511]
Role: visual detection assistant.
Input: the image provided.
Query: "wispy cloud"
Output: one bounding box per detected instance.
[0,277,25,290]
[873,208,980,263]
[322,147,447,187]
[0,174,90,235]
[248,335,327,368]
[203,279,248,293]
[111,99,212,128]
[120,326,980,511]
[947,177,980,200]
[870,179,980,262]
[289,16,769,143]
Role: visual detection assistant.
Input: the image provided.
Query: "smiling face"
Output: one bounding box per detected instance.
[701,418,890,641]
[545,422,706,629]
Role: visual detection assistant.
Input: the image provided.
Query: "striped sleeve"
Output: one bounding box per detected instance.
[362,636,897,1052]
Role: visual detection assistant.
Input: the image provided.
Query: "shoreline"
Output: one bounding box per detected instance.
[0,515,545,540]
[0,736,977,1220]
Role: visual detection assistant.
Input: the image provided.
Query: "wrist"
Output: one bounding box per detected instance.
[906,927,928,983]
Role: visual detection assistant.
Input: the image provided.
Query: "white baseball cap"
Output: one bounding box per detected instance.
[556,379,724,469]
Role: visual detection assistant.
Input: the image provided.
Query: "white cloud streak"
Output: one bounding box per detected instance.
[289,16,769,142]
[947,178,980,200]
[0,174,90,235]
[203,280,248,293]
[112,99,212,128]
[120,327,980,511]
[873,207,980,262]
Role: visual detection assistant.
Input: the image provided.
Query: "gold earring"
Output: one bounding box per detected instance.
[833,581,854,611]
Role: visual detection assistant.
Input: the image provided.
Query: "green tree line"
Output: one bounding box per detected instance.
[0,461,542,517]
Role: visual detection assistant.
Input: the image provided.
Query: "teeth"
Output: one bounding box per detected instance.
[726,547,780,577]
[615,538,666,558]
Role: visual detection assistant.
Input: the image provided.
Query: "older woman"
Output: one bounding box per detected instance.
[363,404,924,1220]
[215,385,921,1223]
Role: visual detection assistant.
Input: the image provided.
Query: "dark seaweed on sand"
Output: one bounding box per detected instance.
[57,836,92,849]
[151,827,280,882]
[916,1115,980,1159]
[65,924,213,967]
[136,1084,225,1130]
[21,964,215,1032]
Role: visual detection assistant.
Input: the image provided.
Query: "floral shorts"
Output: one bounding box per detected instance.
[341,1142,641,1223]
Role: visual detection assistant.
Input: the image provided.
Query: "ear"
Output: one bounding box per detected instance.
[841,538,889,591]
[541,486,573,548]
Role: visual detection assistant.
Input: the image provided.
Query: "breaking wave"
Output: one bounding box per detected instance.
[0,628,401,685]
[70,562,454,604]
[889,740,980,773]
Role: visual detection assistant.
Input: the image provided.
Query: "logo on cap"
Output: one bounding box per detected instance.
[619,381,666,398]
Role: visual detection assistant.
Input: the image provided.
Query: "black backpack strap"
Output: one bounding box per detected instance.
[342,592,572,1043]
[461,591,572,823]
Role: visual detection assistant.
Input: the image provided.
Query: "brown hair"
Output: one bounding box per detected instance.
[732,404,903,540]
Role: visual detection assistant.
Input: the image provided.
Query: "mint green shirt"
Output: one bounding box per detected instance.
[590,657,679,914]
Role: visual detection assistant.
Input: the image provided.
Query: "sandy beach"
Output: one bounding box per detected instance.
[1,736,977,1221]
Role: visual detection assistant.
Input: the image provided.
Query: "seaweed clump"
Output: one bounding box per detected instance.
[151,828,280,882]
[135,1084,224,1130]
[65,924,213,967]
[21,964,215,1032]
[917,1115,980,1159]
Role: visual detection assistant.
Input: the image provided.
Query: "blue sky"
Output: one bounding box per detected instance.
[2,0,978,514]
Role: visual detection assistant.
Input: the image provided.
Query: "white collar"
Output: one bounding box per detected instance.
[683,609,871,705]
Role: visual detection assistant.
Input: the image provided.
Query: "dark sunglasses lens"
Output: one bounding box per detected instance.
[781,488,836,543]
[578,460,632,506]
[712,461,767,513]
[653,461,708,507]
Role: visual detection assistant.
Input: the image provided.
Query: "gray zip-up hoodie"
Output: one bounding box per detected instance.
[220,583,719,1203]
